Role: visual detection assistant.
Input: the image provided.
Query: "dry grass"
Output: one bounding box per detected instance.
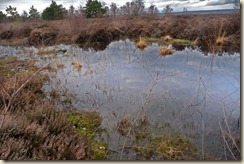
[72,61,82,70]
[136,37,148,50]
[215,36,226,46]
[160,47,175,56]
[0,14,240,52]
[163,35,173,42]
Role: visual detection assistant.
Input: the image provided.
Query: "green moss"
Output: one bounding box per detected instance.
[143,37,197,47]
[144,37,161,42]
[68,111,102,138]
[68,111,108,160]
[171,39,193,45]
[134,133,197,160]
[90,141,107,160]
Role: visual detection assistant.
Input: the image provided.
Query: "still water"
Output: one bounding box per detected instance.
[0,40,240,159]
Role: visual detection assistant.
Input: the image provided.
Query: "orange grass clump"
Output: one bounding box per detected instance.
[215,36,226,46]
[72,61,82,69]
[136,37,148,50]
[160,47,175,56]
[163,35,173,42]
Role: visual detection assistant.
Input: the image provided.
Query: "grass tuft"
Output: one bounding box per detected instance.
[160,47,175,56]
[71,61,82,70]
[136,37,148,50]
[163,35,173,42]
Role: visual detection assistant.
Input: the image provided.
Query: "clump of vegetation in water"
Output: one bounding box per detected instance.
[133,133,197,160]
[136,37,148,50]
[118,116,198,160]
[68,111,108,160]
[160,46,175,56]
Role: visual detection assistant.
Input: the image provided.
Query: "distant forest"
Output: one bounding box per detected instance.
[0,0,240,22]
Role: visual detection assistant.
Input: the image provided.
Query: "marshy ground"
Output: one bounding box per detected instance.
[0,13,241,160]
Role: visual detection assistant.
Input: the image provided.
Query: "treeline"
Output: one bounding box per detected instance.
[0,0,240,22]
[0,0,175,22]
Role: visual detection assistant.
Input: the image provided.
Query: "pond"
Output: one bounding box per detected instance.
[0,40,240,160]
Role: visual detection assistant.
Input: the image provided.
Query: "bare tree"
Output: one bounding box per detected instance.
[147,4,159,15]
[110,2,118,17]
[120,0,145,16]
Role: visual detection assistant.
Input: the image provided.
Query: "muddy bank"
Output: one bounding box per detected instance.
[0,14,240,52]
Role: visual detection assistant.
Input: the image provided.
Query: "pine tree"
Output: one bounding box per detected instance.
[29,5,40,20]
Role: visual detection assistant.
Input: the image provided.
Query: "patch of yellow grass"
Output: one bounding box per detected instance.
[163,35,173,42]
[215,36,226,46]
[136,37,148,50]
[160,47,175,56]
[215,24,228,47]
[72,61,82,69]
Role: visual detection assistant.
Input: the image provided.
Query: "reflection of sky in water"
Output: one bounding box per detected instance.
[0,41,240,157]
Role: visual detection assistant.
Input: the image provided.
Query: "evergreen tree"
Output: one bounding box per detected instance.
[29,5,40,20]
[42,1,67,20]
[84,0,106,18]
[6,5,19,20]
[0,11,7,22]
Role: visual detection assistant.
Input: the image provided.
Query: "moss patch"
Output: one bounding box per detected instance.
[134,133,197,160]
[68,111,108,160]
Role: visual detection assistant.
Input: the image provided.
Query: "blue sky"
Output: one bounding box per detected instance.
[0,0,239,14]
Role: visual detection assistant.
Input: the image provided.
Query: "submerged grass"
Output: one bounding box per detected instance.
[118,116,198,160]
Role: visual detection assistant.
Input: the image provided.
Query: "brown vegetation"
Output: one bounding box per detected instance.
[136,37,148,50]
[0,14,240,52]
[160,46,175,56]
[0,56,105,160]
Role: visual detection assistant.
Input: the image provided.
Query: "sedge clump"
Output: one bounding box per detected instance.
[136,37,148,50]
[160,47,175,56]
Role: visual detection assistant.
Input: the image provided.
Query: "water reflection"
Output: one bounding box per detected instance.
[0,40,240,159]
